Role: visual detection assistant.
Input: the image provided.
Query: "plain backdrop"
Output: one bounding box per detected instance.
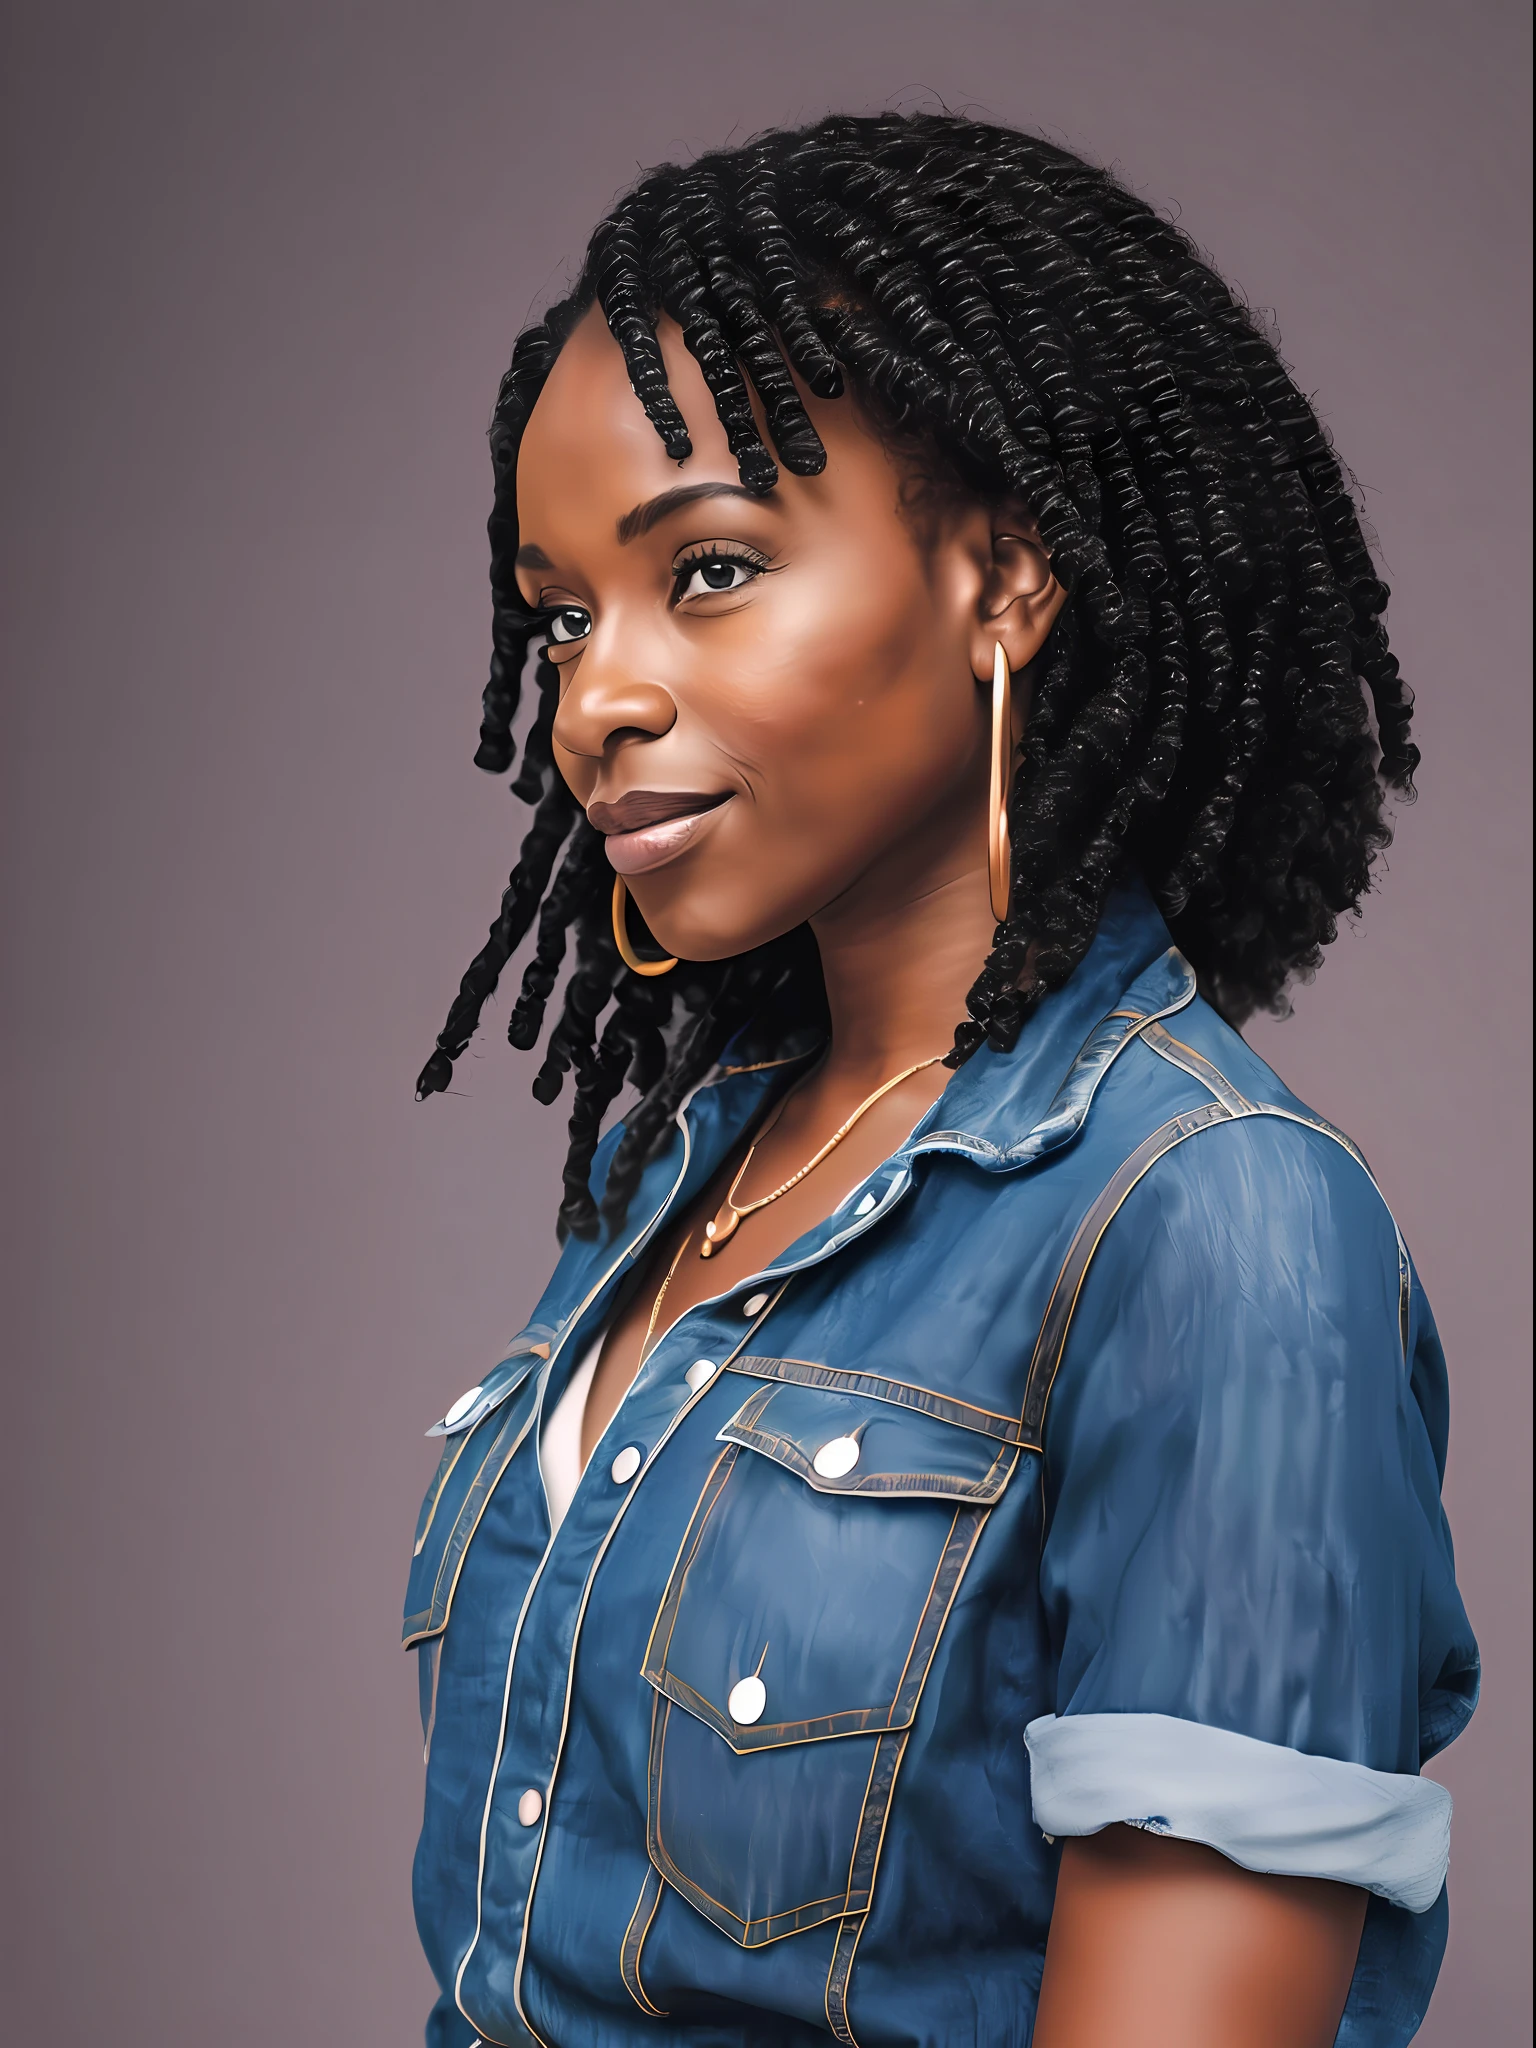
[2,4,1530,2043]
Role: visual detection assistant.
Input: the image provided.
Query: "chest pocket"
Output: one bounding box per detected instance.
[639,1376,1020,1948]
[403,1358,542,1755]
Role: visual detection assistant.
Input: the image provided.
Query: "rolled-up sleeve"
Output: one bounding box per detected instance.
[1028,1110,1478,1915]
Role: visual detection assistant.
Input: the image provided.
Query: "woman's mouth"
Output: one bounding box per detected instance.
[588,789,732,876]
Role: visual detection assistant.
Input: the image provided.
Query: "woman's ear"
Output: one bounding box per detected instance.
[971,506,1068,683]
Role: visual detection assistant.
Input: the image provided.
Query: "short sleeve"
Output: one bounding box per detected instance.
[1025,1111,1478,1922]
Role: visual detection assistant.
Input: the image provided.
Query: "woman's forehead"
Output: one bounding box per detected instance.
[515,308,901,553]
[517,309,742,533]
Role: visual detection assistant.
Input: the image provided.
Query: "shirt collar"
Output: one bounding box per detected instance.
[460,876,1197,1423]
[897,871,1196,1171]
[655,871,1195,1213]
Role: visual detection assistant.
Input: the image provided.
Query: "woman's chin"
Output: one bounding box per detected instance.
[630,858,827,965]
[641,906,808,966]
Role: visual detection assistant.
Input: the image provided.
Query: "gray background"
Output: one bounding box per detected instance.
[2,3,1529,2042]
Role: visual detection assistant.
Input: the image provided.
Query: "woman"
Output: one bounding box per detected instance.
[406,114,1477,2048]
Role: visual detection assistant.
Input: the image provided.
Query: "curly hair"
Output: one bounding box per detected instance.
[416,111,1416,1241]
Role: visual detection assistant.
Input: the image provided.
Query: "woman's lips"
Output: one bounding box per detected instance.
[589,790,732,876]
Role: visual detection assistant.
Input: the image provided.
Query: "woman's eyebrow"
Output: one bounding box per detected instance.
[616,481,766,545]
[516,482,773,571]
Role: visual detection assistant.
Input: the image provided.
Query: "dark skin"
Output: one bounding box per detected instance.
[514,305,1367,2046]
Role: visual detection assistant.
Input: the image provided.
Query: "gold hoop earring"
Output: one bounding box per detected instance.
[611,875,678,977]
[988,639,1013,924]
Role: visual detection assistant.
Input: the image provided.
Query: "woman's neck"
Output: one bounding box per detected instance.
[810,858,998,1084]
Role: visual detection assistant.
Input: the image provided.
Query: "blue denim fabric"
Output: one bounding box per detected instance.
[406,877,1477,2048]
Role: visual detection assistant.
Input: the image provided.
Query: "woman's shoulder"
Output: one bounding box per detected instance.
[1100,987,1403,1258]
[1063,987,1420,1402]
[1032,979,1460,1504]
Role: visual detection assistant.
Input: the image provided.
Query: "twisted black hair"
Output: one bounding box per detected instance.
[417,112,1416,1241]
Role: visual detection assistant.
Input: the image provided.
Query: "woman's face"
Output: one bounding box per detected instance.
[514,306,1062,961]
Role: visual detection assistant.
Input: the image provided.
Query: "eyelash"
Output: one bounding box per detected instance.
[536,544,772,653]
[670,544,771,601]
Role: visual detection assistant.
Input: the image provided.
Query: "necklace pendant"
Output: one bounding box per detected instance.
[700,1206,741,1258]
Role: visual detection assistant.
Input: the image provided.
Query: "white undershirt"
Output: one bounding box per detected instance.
[539,1332,606,1533]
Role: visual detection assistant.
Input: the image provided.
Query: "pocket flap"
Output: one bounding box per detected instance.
[718,1380,1016,1503]
[643,1386,1019,1752]
[404,1360,542,1646]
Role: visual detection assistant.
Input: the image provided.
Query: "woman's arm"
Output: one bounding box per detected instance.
[1034,1827,1366,2048]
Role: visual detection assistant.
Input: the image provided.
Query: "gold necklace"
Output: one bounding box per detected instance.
[640,1229,695,1363]
[699,1053,945,1259]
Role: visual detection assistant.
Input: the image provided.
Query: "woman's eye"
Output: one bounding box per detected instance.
[545,606,591,644]
[674,554,763,601]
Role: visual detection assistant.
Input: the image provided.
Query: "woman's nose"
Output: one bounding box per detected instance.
[550,640,677,764]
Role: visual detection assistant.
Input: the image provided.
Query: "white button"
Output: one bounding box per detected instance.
[442,1384,483,1428]
[610,1445,642,1484]
[727,1675,767,1725]
[742,1292,769,1317]
[854,1192,877,1216]
[517,1788,543,1827]
[685,1359,717,1393]
[812,1435,861,1479]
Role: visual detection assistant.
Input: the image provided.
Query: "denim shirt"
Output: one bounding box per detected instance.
[406,878,1478,2048]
